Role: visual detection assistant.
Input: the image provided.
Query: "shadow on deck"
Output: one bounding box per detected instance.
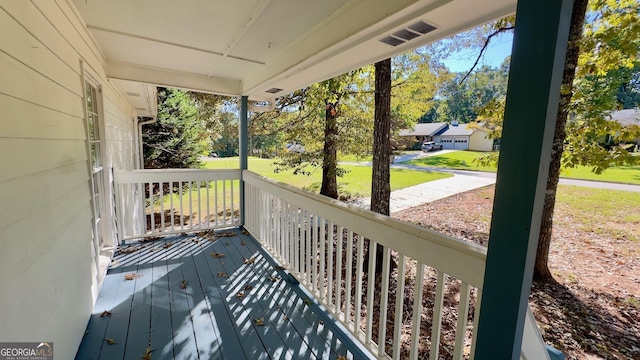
[75,228,366,360]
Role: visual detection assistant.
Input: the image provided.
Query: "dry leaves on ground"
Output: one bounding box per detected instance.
[393,184,640,359]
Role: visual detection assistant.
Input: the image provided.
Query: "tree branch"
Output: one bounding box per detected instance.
[459,26,515,84]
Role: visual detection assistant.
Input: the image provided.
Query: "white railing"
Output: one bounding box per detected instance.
[243,170,487,359]
[243,170,552,360]
[114,169,241,242]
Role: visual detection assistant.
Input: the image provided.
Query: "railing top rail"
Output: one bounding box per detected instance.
[115,169,242,184]
[243,170,487,288]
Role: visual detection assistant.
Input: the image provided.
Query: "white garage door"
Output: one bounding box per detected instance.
[441,138,454,149]
[453,138,468,150]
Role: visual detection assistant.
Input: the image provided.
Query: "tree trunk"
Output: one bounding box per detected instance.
[534,0,588,282]
[370,59,393,274]
[371,59,392,216]
[320,102,339,199]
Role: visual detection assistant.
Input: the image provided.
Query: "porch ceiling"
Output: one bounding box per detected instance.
[72,0,515,109]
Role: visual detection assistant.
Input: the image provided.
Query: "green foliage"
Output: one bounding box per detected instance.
[422,63,509,125]
[251,53,441,188]
[564,0,640,173]
[144,88,208,169]
[615,64,640,109]
[210,110,239,157]
[579,0,640,77]
[465,1,640,174]
[262,69,371,177]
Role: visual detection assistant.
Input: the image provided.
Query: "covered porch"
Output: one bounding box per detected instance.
[1,0,576,359]
[75,229,364,360]
[75,168,552,359]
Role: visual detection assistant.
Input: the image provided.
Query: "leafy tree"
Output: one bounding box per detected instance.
[435,65,509,124]
[466,0,640,280]
[253,70,374,198]
[615,64,640,109]
[536,0,640,280]
[534,0,591,281]
[251,51,439,199]
[210,110,239,157]
[143,88,208,169]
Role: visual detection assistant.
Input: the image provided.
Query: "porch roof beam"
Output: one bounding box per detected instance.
[474,0,573,359]
[106,60,242,96]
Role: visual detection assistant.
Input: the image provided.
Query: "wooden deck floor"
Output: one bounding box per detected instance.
[75,228,366,360]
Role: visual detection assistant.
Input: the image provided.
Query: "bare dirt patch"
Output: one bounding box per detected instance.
[393,184,640,360]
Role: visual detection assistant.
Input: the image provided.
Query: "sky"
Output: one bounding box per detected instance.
[442,32,514,73]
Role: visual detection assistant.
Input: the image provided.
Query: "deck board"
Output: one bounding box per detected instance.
[98,246,143,360]
[76,228,367,360]
[189,241,249,359]
[237,232,350,359]
[148,243,175,360]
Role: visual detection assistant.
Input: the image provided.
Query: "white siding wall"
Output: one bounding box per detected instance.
[469,130,494,152]
[0,1,137,359]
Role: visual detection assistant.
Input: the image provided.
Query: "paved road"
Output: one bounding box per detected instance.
[349,151,640,213]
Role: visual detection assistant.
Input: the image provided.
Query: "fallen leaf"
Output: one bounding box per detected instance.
[210,252,225,258]
[217,272,228,277]
[268,276,279,282]
[180,279,188,289]
[118,246,139,255]
[254,317,265,326]
[192,239,199,244]
[217,231,236,238]
[275,265,285,270]
[241,229,250,235]
[124,273,143,281]
[337,356,347,360]
[236,291,245,299]
[244,284,253,291]
[240,240,246,246]
[162,242,173,249]
[141,346,152,360]
[244,257,256,265]
[224,242,230,246]
[105,338,116,345]
[100,310,112,318]
[303,298,312,306]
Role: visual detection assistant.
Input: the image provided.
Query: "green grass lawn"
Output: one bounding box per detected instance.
[203,157,452,197]
[404,150,640,184]
[555,186,640,241]
[405,150,498,172]
[337,154,373,163]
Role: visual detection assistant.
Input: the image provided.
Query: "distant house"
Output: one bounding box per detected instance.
[608,109,640,150]
[398,122,449,145]
[400,122,494,151]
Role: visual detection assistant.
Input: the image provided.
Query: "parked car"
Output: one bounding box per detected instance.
[421,141,443,152]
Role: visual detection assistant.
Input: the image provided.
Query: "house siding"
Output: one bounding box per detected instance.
[0,1,137,359]
[469,130,494,151]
